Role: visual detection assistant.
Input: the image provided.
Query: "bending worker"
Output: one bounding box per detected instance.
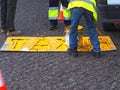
[67,0,101,58]
[48,0,71,30]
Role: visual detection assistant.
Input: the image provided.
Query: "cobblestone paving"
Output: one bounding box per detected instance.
[0,0,120,90]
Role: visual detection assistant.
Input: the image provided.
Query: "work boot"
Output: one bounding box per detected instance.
[91,50,101,58]
[67,48,78,58]
[7,30,21,36]
[49,26,57,30]
[0,29,7,34]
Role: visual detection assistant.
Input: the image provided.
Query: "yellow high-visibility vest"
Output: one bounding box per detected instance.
[68,0,97,23]
[48,6,71,20]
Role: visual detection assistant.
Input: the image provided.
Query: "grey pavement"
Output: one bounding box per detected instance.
[0,0,120,90]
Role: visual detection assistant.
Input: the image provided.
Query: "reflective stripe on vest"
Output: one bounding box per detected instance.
[63,6,71,20]
[48,6,71,20]
[68,0,97,23]
[48,7,59,20]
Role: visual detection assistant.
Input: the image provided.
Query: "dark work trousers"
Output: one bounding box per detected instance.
[1,0,17,31]
[49,0,71,27]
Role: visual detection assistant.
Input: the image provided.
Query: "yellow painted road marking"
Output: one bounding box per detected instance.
[0,36,116,52]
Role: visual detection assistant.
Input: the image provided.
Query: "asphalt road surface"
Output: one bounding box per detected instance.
[0,0,120,90]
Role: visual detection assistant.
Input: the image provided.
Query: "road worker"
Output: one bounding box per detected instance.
[67,0,101,58]
[48,0,71,30]
[0,0,21,36]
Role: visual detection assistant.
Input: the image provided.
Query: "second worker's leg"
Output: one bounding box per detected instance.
[85,10,101,58]
[6,0,17,31]
[6,0,21,36]
[0,0,7,33]
[61,0,71,28]
[48,0,59,30]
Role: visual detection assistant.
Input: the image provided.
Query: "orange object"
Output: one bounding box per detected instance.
[0,69,7,90]
[96,28,102,36]
[58,4,64,20]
